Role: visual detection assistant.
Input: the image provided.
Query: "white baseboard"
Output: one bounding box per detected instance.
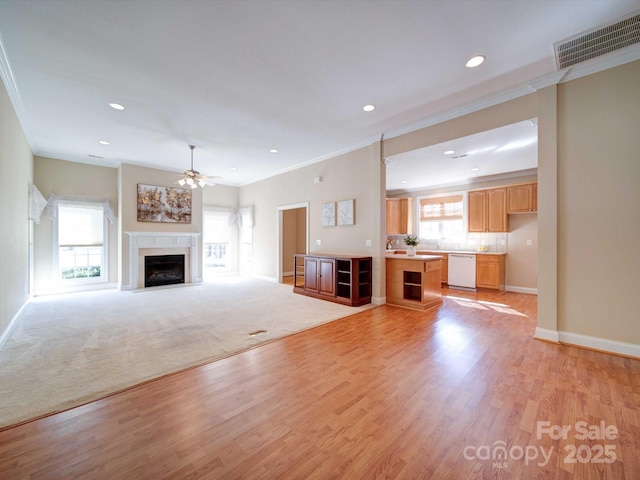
[0,297,30,350]
[506,285,538,295]
[534,327,560,343]
[372,296,385,305]
[535,327,639,359]
[557,331,640,359]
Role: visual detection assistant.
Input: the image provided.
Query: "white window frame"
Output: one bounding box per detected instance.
[53,201,108,285]
[203,207,233,274]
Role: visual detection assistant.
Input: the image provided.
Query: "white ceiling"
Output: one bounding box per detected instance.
[386,119,539,193]
[0,1,639,188]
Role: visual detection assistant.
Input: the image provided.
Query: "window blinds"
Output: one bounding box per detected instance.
[419,195,463,221]
[58,204,104,247]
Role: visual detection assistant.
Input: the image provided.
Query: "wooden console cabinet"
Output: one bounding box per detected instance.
[293,254,372,306]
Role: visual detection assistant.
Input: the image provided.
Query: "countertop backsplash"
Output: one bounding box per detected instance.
[387,232,508,253]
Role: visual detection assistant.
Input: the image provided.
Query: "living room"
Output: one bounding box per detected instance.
[1,2,639,477]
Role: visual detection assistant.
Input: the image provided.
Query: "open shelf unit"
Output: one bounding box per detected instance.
[293,254,372,306]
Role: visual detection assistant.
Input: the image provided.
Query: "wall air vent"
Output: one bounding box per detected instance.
[554,11,640,70]
[451,154,468,159]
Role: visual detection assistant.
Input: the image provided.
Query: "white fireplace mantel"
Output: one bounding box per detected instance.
[126,232,200,290]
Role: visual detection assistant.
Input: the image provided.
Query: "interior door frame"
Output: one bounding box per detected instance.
[277,202,309,283]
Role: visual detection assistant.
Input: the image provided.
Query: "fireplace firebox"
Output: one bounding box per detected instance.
[144,254,185,288]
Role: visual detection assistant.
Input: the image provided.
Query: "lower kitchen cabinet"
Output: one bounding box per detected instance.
[476,254,506,291]
[386,256,443,311]
[418,251,448,284]
[294,254,372,306]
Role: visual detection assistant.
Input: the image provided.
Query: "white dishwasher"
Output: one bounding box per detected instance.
[448,253,476,290]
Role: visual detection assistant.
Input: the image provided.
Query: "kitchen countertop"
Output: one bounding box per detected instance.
[387,249,507,256]
[385,253,443,260]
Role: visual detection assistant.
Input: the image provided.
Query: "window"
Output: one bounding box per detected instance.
[57,203,106,282]
[418,194,465,241]
[203,209,231,273]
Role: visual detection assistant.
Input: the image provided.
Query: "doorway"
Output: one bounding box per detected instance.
[277,202,309,285]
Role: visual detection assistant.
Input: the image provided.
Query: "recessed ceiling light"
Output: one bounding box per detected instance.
[465,55,485,68]
[401,180,408,184]
[230,167,237,171]
[98,140,110,145]
[109,103,125,110]
[270,149,278,153]
[471,167,480,172]
[363,104,375,112]
[444,150,455,155]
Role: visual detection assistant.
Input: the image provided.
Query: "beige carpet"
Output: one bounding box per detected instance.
[0,276,372,430]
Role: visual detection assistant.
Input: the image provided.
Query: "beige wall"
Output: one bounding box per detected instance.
[118,164,203,289]
[239,144,384,297]
[557,60,640,344]
[33,157,118,292]
[506,213,538,290]
[0,77,33,335]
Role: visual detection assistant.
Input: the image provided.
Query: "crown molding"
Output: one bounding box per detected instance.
[0,31,39,153]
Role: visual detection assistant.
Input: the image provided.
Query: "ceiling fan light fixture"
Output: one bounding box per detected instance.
[177,145,217,189]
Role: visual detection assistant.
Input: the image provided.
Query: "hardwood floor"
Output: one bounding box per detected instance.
[1,289,638,479]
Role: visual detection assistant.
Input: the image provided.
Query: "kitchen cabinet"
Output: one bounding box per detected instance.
[294,254,372,306]
[418,251,448,284]
[468,188,509,232]
[386,198,413,235]
[507,183,537,213]
[386,256,443,311]
[476,254,505,291]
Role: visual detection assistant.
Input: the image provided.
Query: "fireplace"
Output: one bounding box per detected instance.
[144,254,185,288]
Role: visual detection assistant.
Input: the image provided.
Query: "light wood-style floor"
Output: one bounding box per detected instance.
[1,289,638,479]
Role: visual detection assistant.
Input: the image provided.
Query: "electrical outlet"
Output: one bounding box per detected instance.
[365,239,372,247]
[526,239,533,246]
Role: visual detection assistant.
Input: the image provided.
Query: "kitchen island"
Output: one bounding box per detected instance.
[386,254,443,311]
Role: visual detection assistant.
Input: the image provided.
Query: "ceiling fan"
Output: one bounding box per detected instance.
[177,145,221,188]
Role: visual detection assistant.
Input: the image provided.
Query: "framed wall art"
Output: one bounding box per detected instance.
[137,184,192,224]
[321,202,336,227]
[337,199,355,226]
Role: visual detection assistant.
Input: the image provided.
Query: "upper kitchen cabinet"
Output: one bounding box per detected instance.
[507,183,538,213]
[386,198,413,235]
[468,187,509,233]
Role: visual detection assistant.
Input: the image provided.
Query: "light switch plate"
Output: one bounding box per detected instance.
[365,239,372,247]
[316,239,322,246]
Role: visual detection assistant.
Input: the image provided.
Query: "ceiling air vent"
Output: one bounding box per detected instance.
[554,11,640,70]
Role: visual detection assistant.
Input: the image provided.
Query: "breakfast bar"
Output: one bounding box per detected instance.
[386,253,443,311]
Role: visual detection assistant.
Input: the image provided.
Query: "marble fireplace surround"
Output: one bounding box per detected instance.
[126,232,200,290]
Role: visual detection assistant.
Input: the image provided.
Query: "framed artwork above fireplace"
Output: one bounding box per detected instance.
[137,184,192,224]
